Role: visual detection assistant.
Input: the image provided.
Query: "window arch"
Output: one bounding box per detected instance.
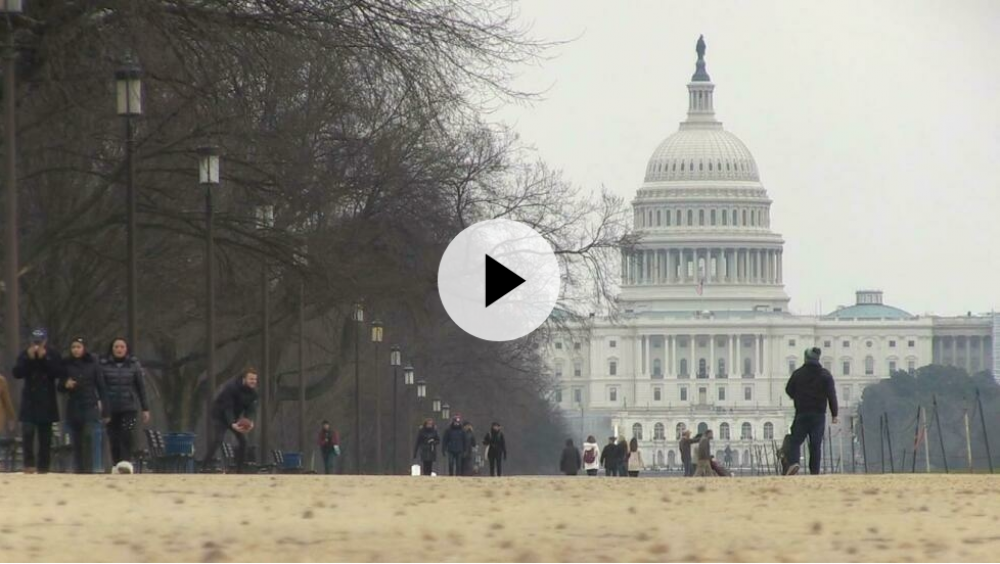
[676,210,681,225]
[680,161,685,171]
[656,450,665,466]
[697,422,709,435]
[865,355,875,375]
[608,357,618,376]
[687,210,694,226]
[719,422,731,440]
[654,423,665,440]
[741,422,753,440]
[675,422,687,439]
[668,450,676,467]
[764,422,774,440]
[632,423,643,441]
[742,210,747,226]
[648,210,653,226]
[699,209,705,226]
[722,210,728,226]
[732,209,737,225]
[666,210,671,226]
[710,209,716,225]
[656,210,661,226]
[698,358,707,378]
[750,210,756,226]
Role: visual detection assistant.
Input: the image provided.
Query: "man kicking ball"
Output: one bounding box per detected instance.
[201,368,259,473]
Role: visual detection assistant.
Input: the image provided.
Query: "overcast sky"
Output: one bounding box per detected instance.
[496,0,999,317]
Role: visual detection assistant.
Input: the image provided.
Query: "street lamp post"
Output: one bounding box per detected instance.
[1,0,23,374]
[370,320,383,473]
[403,364,414,468]
[416,380,427,430]
[115,56,142,351]
[352,302,364,473]
[255,205,274,463]
[389,346,401,474]
[198,146,220,446]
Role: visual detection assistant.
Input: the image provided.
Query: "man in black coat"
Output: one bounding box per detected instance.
[785,347,839,475]
[12,328,63,473]
[483,422,507,477]
[600,436,620,476]
[201,368,259,472]
[441,416,467,476]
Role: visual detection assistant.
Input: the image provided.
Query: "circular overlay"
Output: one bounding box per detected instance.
[437,219,560,342]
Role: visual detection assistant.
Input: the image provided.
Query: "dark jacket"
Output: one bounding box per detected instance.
[13,348,63,424]
[318,429,340,451]
[442,422,467,455]
[414,426,440,462]
[100,355,149,414]
[696,436,712,462]
[462,427,476,458]
[786,361,838,417]
[679,434,702,463]
[560,445,581,475]
[210,376,258,424]
[600,442,620,468]
[483,430,507,460]
[616,441,629,469]
[58,353,109,424]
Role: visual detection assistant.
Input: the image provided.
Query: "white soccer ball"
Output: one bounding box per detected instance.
[113,461,134,474]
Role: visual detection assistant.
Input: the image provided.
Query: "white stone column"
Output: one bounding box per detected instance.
[633,335,641,378]
[709,335,716,378]
[689,335,695,377]
[778,250,783,283]
[641,335,647,376]
[670,335,677,377]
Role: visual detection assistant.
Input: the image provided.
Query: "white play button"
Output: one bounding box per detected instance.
[437,219,560,341]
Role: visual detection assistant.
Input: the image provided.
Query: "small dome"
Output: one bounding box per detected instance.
[825,304,914,320]
[644,128,760,183]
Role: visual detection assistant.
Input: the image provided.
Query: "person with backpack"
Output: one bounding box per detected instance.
[582,435,600,476]
[600,436,620,476]
[785,347,839,475]
[560,438,581,475]
[482,422,507,477]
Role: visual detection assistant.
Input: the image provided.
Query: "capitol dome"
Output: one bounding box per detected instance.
[644,128,760,183]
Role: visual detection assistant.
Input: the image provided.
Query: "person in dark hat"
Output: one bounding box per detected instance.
[12,328,63,473]
[784,347,839,475]
[600,436,620,476]
[441,415,468,476]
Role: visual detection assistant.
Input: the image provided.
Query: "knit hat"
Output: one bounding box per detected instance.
[30,328,48,343]
[804,347,822,362]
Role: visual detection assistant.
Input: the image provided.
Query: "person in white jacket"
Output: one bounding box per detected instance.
[582,436,601,476]
[627,437,644,477]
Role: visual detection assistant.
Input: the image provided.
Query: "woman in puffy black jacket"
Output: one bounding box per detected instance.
[413,419,440,476]
[100,338,150,464]
[59,337,109,473]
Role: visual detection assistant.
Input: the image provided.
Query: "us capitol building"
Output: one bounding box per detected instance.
[547,37,998,470]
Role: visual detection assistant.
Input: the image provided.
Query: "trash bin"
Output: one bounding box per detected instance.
[282,452,303,470]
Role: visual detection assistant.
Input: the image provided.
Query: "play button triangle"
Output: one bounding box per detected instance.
[485,254,526,307]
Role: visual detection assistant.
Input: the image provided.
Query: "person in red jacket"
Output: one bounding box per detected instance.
[318,420,340,474]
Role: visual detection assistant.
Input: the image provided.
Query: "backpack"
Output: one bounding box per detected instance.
[583,446,597,464]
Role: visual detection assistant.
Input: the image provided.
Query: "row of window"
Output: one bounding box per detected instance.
[789,338,917,349]
[557,384,753,404]
[637,206,768,229]
[631,421,774,442]
[561,357,760,379]
[785,357,918,377]
[648,157,755,176]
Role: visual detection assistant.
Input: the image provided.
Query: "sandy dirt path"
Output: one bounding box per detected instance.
[0,474,997,562]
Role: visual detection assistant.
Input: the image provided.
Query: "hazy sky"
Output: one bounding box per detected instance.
[496,0,999,316]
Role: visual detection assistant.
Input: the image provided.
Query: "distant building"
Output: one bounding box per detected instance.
[546,37,993,470]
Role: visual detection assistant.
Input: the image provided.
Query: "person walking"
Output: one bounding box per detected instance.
[58,338,109,473]
[461,421,477,476]
[627,437,644,477]
[200,368,259,473]
[582,435,600,476]
[100,338,150,465]
[560,438,581,476]
[785,347,839,475]
[694,430,715,477]
[679,429,701,477]
[600,436,620,476]
[317,420,340,475]
[442,416,467,476]
[13,328,63,473]
[413,419,440,476]
[615,435,629,477]
[482,422,507,477]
